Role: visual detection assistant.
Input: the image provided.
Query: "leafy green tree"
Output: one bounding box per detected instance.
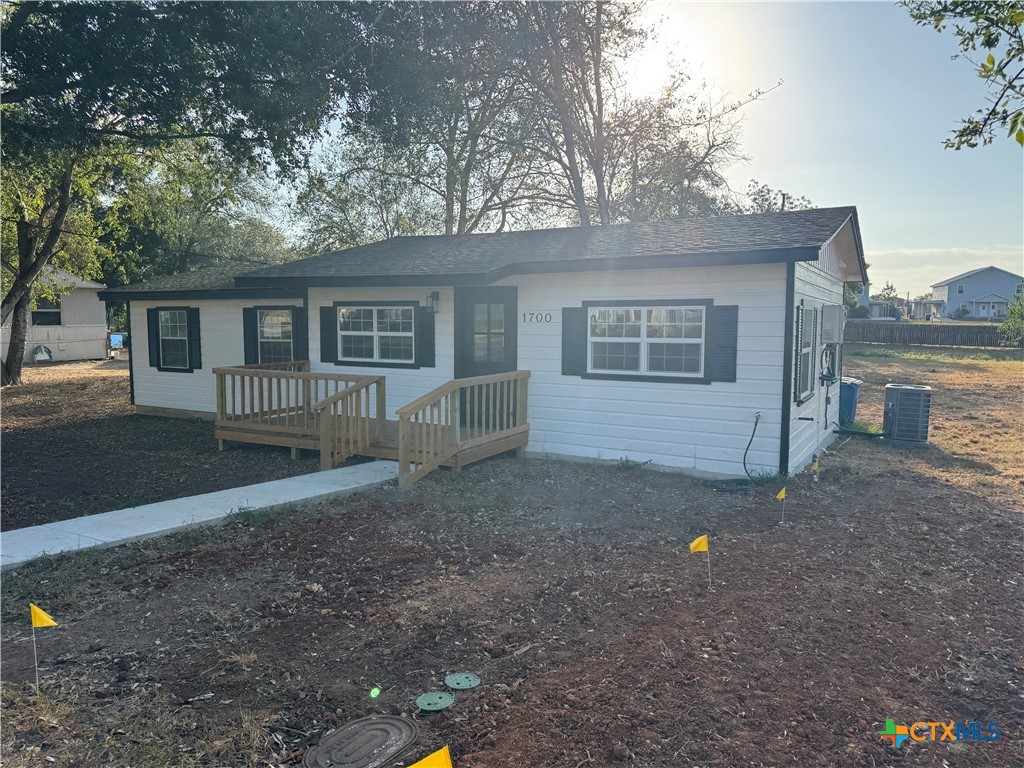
[1,1,433,384]
[871,281,900,305]
[902,1,1024,148]
[999,285,1024,344]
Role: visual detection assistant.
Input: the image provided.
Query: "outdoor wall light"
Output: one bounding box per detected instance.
[425,291,440,314]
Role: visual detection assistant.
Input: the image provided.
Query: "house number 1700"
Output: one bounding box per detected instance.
[522,312,553,323]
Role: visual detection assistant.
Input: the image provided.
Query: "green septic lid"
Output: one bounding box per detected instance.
[444,672,480,690]
[415,691,454,712]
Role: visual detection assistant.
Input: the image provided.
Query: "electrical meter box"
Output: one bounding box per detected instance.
[821,304,845,343]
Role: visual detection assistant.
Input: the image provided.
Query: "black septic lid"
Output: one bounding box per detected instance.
[303,715,418,768]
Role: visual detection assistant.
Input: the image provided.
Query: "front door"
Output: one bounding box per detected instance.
[454,286,517,379]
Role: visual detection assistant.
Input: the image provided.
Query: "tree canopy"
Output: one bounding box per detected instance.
[0,1,438,383]
[902,1,1024,148]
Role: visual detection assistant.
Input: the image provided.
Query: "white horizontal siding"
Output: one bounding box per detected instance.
[501,263,787,476]
[130,299,303,413]
[789,260,845,474]
[129,263,792,478]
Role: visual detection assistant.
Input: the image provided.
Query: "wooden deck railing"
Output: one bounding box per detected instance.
[314,376,386,470]
[213,361,373,439]
[396,370,530,488]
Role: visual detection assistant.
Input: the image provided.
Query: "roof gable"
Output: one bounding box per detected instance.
[932,265,1024,287]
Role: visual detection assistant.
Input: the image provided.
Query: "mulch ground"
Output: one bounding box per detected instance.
[1,360,319,531]
[0,347,1021,767]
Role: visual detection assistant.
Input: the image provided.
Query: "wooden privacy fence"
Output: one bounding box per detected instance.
[314,376,386,470]
[213,361,375,450]
[396,370,530,488]
[844,321,1013,348]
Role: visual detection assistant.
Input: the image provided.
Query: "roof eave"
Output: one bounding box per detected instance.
[232,246,820,290]
[96,286,306,302]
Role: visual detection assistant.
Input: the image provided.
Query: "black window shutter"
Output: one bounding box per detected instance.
[793,303,803,402]
[809,307,818,385]
[320,306,338,364]
[562,307,587,376]
[414,305,435,368]
[147,308,160,368]
[708,305,738,382]
[292,308,308,362]
[242,308,258,364]
[187,307,202,370]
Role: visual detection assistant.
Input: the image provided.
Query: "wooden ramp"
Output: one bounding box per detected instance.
[213,363,530,487]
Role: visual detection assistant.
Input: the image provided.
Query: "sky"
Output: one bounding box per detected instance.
[629,0,1024,297]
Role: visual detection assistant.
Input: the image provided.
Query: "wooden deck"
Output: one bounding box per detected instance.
[212,363,530,486]
[215,414,528,465]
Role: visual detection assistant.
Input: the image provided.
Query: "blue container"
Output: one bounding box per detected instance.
[839,377,863,426]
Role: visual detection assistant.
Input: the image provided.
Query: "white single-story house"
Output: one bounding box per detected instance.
[99,207,868,481]
[1,268,107,363]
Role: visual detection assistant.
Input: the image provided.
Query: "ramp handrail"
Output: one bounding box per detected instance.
[313,375,387,470]
[396,370,529,487]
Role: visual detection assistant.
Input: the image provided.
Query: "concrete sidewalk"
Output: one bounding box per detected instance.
[1,460,398,570]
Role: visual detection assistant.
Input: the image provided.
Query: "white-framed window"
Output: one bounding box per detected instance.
[587,305,705,378]
[956,284,965,295]
[257,309,294,363]
[338,306,415,363]
[795,304,817,402]
[158,309,189,370]
[960,303,969,311]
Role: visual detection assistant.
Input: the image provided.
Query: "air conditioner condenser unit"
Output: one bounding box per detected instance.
[883,384,932,444]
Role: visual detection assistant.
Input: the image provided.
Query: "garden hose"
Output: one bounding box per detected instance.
[742,411,762,480]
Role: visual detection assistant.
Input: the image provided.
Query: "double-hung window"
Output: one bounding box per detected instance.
[257,309,293,363]
[158,309,190,370]
[587,305,705,378]
[339,306,415,363]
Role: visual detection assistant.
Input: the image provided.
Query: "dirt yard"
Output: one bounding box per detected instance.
[1,345,1021,767]
[1,361,319,531]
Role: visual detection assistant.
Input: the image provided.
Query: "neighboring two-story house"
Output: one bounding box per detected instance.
[923,266,1023,320]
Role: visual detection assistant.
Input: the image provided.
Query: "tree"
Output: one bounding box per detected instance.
[998,285,1024,344]
[871,281,900,305]
[902,1,1024,148]
[1,1,433,384]
[742,180,814,213]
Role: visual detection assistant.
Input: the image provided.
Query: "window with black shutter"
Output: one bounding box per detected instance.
[147,306,201,372]
[561,299,738,385]
[320,302,434,369]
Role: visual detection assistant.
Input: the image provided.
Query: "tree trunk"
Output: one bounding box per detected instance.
[591,1,610,225]
[2,292,31,386]
[1,161,75,324]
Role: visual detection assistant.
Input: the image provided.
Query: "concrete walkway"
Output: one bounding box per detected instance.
[1,460,398,570]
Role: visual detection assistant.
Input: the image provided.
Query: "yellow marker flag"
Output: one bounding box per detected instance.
[409,746,453,768]
[30,604,58,629]
[776,487,787,501]
[689,534,708,554]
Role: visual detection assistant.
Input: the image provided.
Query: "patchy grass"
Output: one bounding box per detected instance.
[845,343,1023,363]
